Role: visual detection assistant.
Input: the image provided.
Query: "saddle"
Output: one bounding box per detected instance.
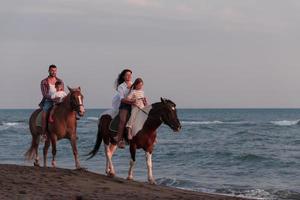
[36,111,43,127]
[109,113,130,133]
[35,109,52,127]
[109,106,152,137]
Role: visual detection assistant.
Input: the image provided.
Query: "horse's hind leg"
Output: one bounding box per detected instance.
[105,144,117,177]
[104,145,110,175]
[43,138,50,167]
[51,134,57,167]
[70,135,81,169]
[33,135,41,167]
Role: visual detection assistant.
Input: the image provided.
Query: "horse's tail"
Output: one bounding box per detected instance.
[24,137,39,160]
[25,109,41,160]
[86,117,103,160]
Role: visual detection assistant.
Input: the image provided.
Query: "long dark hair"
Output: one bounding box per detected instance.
[131,78,143,90]
[115,69,132,90]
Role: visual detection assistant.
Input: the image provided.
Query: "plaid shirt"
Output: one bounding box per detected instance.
[39,77,64,107]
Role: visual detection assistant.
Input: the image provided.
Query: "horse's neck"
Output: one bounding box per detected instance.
[143,104,163,132]
[57,95,76,117]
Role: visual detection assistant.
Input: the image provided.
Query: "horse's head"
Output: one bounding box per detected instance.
[159,97,181,132]
[68,86,85,117]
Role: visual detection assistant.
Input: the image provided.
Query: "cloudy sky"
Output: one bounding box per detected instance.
[1,0,300,108]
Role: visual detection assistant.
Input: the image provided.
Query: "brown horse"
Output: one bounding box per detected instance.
[25,87,85,169]
[87,98,181,184]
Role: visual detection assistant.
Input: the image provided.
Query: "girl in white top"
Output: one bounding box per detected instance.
[49,81,67,123]
[126,78,148,140]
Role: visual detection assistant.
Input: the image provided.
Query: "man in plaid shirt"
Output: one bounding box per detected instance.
[39,65,64,140]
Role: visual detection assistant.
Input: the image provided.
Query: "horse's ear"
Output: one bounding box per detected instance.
[161,97,166,104]
[78,86,81,91]
[67,86,73,92]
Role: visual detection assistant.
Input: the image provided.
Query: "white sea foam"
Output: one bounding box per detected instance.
[181,120,224,125]
[0,122,24,131]
[270,120,300,126]
[86,117,99,121]
[3,122,20,126]
[181,121,252,125]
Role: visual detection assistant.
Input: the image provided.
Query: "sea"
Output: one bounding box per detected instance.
[0,109,300,200]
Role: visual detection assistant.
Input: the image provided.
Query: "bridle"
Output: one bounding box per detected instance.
[70,94,84,112]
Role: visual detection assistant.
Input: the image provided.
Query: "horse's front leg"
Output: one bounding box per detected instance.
[70,134,81,169]
[43,137,50,167]
[145,152,156,184]
[51,134,57,167]
[127,144,136,180]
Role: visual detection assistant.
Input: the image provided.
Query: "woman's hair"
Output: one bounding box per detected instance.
[115,69,132,90]
[131,78,143,90]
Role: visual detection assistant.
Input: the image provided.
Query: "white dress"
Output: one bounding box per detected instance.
[126,90,145,130]
[51,91,67,103]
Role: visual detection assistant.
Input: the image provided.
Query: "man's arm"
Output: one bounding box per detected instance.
[41,79,51,99]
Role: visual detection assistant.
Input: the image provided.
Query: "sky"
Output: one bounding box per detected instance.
[1,0,300,108]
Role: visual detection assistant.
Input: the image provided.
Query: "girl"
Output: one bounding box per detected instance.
[48,81,67,123]
[126,78,148,140]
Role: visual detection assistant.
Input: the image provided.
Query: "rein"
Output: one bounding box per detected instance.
[136,106,150,115]
[135,105,163,123]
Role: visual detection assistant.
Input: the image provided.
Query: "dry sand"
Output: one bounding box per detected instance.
[0,164,248,200]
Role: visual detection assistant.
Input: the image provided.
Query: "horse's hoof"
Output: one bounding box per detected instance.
[148,179,156,185]
[127,176,133,181]
[107,172,115,178]
[34,162,40,167]
[51,161,57,168]
[75,167,87,171]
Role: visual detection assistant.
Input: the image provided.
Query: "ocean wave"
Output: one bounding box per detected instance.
[156,177,282,199]
[270,120,300,126]
[235,153,268,162]
[181,120,253,125]
[0,122,26,131]
[86,117,99,121]
[215,187,276,199]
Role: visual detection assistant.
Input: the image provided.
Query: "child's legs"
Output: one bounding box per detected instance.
[126,107,140,140]
[49,105,57,120]
[126,107,139,129]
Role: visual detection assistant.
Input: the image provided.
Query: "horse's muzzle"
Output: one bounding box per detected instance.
[78,111,85,117]
[174,125,181,132]
[78,106,85,117]
[171,124,181,132]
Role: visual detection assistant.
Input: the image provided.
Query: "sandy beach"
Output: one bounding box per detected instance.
[0,164,248,200]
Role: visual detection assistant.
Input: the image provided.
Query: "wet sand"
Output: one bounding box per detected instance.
[0,164,248,200]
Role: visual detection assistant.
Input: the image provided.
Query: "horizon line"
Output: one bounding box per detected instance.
[2,107,300,110]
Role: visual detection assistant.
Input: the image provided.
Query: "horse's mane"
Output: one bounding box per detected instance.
[151,99,176,110]
[61,88,81,104]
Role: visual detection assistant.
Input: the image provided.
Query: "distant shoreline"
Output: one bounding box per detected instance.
[0,164,247,200]
[2,108,300,110]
